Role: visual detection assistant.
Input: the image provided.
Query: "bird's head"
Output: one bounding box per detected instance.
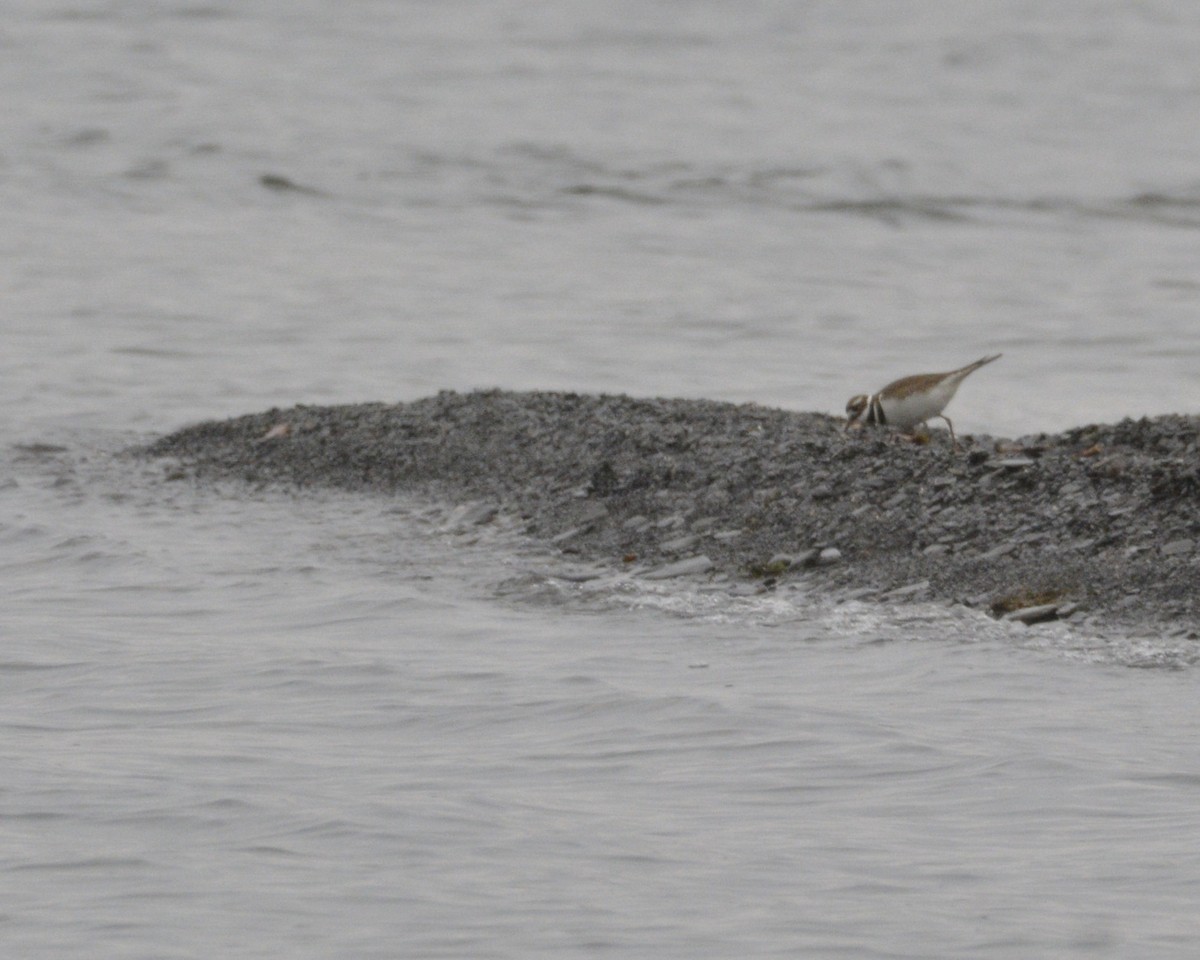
[844,394,869,431]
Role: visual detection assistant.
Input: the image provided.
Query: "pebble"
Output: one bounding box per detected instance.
[818,547,842,565]
[994,457,1036,470]
[793,548,822,568]
[1161,538,1194,557]
[643,555,715,580]
[536,564,606,583]
[660,534,699,553]
[441,501,497,531]
[976,542,1017,561]
[1003,603,1062,625]
[883,580,930,600]
[577,502,609,523]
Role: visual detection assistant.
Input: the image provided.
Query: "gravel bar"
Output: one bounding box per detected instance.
[140,390,1200,633]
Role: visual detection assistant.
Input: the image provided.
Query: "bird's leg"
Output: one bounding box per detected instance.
[935,414,959,451]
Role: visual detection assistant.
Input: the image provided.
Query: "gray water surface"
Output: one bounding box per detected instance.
[3,1,1200,956]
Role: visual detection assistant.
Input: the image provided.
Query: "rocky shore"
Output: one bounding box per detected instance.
[140,390,1200,633]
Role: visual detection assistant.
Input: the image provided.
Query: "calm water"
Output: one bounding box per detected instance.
[3,2,1200,957]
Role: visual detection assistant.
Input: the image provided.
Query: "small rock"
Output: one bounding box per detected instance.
[460,503,498,526]
[922,543,951,557]
[793,548,822,568]
[711,529,744,543]
[818,547,842,566]
[643,555,714,580]
[549,524,585,544]
[883,580,930,600]
[538,564,605,583]
[660,534,699,553]
[1003,603,1062,625]
[1162,538,1194,557]
[976,542,1017,561]
[577,502,608,524]
[993,457,1036,470]
[441,501,497,531]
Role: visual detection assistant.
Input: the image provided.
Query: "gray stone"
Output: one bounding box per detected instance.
[1162,538,1194,557]
[660,534,699,554]
[643,555,715,580]
[884,580,930,600]
[577,502,608,523]
[994,457,1036,470]
[441,501,497,531]
[793,548,822,568]
[839,587,880,601]
[976,542,1017,561]
[1003,603,1062,625]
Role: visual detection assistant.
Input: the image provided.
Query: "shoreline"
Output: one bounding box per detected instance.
[140,390,1200,634]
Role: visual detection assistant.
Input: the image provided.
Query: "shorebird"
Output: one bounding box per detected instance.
[845,354,1001,449]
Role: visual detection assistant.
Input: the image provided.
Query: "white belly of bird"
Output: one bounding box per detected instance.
[877,380,958,430]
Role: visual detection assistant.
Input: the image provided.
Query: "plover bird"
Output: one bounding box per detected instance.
[845,354,1001,449]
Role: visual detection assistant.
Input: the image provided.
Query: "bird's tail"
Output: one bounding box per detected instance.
[955,353,1002,378]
